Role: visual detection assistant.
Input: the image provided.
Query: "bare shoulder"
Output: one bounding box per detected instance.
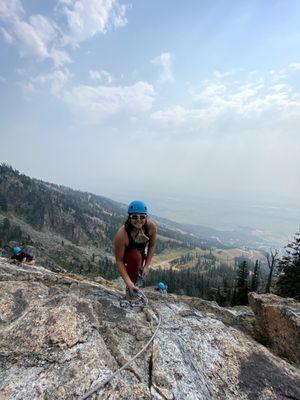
[114,225,127,242]
[147,218,157,234]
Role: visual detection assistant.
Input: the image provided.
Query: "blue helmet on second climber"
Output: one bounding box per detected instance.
[12,246,21,254]
[158,282,166,292]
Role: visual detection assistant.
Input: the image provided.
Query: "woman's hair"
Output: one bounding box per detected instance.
[124,217,132,232]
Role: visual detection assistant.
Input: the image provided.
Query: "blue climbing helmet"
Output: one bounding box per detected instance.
[158,282,166,291]
[128,200,148,214]
[12,246,21,254]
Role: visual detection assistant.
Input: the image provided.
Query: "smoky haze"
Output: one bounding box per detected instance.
[0,0,300,243]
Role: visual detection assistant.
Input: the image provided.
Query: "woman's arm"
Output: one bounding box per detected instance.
[143,221,157,277]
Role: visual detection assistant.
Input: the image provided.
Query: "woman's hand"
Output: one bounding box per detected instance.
[127,281,139,293]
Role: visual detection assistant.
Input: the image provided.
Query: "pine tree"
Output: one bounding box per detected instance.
[266,249,278,293]
[0,195,8,211]
[222,276,231,306]
[235,261,249,305]
[216,276,231,306]
[251,260,260,292]
[276,230,300,299]
[215,286,222,305]
[231,286,237,306]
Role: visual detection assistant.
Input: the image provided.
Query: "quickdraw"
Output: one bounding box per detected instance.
[119,288,149,308]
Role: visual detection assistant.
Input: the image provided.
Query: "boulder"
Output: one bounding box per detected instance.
[0,257,299,400]
[249,292,300,365]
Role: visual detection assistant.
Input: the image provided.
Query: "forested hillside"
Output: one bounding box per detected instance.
[0,164,217,274]
[1,163,283,305]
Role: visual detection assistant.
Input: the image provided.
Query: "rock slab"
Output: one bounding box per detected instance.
[0,258,300,400]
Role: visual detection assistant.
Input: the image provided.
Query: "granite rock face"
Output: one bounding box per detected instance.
[0,257,300,400]
[249,292,300,365]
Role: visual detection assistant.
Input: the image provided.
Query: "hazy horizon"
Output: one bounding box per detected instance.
[1,163,299,245]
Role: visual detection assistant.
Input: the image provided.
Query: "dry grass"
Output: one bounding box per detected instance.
[152,247,264,270]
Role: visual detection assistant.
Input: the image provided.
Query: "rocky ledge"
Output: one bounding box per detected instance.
[0,257,299,400]
[249,292,300,366]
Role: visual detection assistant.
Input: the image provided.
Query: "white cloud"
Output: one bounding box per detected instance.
[111,3,128,28]
[152,73,300,128]
[289,62,300,70]
[0,0,127,66]
[194,82,227,98]
[151,52,174,82]
[16,69,155,124]
[12,18,55,60]
[212,70,233,80]
[0,75,7,84]
[269,68,288,81]
[1,27,15,43]
[89,69,114,84]
[17,81,36,96]
[0,0,24,20]
[17,69,72,97]
[152,105,208,126]
[28,15,58,46]
[49,48,71,68]
[271,83,291,92]
[58,0,128,45]
[0,1,62,64]
[30,69,72,96]
[63,81,155,123]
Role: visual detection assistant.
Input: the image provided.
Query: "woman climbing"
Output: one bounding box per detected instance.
[114,201,157,299]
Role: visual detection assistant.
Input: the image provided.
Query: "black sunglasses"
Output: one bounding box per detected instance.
[130,214,147,220]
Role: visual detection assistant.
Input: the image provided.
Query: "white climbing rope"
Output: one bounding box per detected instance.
[79,292,161,400]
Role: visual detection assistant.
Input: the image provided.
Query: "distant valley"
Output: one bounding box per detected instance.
[108,191,298,248]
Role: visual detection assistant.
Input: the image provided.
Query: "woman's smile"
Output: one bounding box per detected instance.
[131,219,145,229]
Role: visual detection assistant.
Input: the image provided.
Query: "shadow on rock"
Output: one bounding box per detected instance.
[239,351,300,400]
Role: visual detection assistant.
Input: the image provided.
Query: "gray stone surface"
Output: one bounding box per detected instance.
[249,292,300,365]
[0,257,299,400]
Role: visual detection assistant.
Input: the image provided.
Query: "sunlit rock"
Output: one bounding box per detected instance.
[0,258,299,399]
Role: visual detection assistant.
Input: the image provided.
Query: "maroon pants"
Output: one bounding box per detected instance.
[123,248,144,284]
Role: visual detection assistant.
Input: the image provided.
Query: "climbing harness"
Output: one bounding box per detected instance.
[79,290,161,400]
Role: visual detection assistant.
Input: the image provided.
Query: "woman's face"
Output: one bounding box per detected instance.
[129,214,147,229]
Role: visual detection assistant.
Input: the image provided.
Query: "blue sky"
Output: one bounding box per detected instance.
[0,0,300,233]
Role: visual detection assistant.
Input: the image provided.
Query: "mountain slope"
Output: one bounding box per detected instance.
[0,164,220,274]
